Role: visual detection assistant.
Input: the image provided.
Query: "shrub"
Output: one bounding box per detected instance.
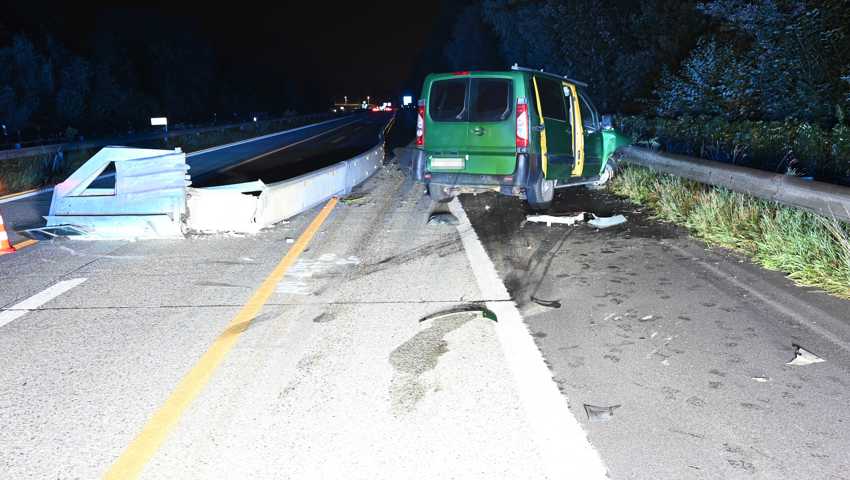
[611,165,850,298]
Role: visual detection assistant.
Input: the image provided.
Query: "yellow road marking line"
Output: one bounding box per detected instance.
[12,239,38,250]
[103,197,339,480]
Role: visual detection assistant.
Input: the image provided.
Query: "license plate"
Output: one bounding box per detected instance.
[431,157,465,169]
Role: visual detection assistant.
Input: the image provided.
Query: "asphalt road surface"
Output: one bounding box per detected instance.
[0,162,607,479]
[461,188,850,479]
[0,113,390,244]
[2,117,850,479]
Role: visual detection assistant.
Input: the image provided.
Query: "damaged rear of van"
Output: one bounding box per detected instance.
[412,66,631,210]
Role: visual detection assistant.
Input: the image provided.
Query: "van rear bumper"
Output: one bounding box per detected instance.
[424,153,532,192]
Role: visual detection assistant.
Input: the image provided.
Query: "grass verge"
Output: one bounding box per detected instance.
[610,165,850,299]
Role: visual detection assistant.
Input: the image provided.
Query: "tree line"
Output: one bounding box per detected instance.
[433,0,850,125]
[0,13,299,145]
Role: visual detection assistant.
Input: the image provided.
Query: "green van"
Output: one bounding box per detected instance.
[412,65,631,209]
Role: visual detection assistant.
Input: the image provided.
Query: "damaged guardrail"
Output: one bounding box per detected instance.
[618,145,850,223]
[185,143,384,234]
[47,147,190,239]
[42,129,386,240]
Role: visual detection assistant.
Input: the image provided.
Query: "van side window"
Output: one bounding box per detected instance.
[429,79,468,122]
[577,91,599,131]
[536,78,567,122]
[469,79,513,122]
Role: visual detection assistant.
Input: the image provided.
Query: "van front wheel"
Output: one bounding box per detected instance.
[526,175,554,211]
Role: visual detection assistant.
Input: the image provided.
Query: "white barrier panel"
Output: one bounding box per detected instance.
[256,143,384,227]
[185,184,263,234]
[44,138,385,238]
[46,147,189,239]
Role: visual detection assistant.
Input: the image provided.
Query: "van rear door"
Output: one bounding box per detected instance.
[426,78,469,171]
[464,75,516,175]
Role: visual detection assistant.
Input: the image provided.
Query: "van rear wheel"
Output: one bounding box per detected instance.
[427,183,454,203]
[526,175,554,211]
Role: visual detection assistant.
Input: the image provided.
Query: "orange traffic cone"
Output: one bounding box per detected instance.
[0,211,16,255]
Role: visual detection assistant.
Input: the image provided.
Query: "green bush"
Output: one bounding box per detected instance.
[611,165,850,298]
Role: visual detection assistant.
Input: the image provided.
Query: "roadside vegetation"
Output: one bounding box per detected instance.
[610,165,850,298]
[422,1,850,183]
[616,115,850,185]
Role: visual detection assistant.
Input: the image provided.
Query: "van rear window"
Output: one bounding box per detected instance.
[470,79,512,122]
[429,79,467,122]
[429,78,514,122]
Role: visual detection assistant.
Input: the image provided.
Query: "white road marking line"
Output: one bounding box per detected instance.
[187,116,356,157]
[0,278,87,329]
[0,187,54,205]
[219,120,360,172]
[449,199,609,479]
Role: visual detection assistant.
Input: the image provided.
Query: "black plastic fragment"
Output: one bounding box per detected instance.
[531,296,562,309]
[419,304,497,323]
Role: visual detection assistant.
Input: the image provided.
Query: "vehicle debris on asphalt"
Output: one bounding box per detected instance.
[340,192,370,205]
[524,212,627,229]
[525,212,586,227]
[588,214,628,229]
[584,403,621,422]
[419,304,498,323]
[428,212,459,226]
[530,296,562,309]
[786,344,826,366]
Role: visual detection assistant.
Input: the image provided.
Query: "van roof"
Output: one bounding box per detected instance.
[425,69,588,88]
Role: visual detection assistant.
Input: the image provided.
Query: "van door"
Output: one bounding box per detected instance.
[562,82,586,178]
[426,78,469,171]
[532,76,573,180]
[577,89,603,177]
[464,76,516,175]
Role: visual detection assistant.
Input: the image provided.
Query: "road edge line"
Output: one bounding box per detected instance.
[448,198,609,479]
[103,197,339,480]
[0,187,53,204]
[218,120,360,172]
[0,278,87,329]
[186,115,355,157]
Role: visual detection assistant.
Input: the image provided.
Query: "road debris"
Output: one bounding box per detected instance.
[584,403,621,422]
[786,344,826,366]
[340,192,369,205]
[419,304,497,323]
[526,212,586,227]
[277,254,360,295]
[530,296,562,309]
[428,212,459,226]
[588,214,627,229]
[752,376,771,382]
[285,237,295,244]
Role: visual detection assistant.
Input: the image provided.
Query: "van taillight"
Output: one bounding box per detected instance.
[416,102,425,147]
[516,100,529,149]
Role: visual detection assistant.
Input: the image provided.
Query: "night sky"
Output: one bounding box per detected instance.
[0,1,442,108]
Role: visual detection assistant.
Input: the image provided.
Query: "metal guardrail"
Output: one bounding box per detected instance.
[0,113,336,162]
[618,145,850,223]
[40,115,392,239]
